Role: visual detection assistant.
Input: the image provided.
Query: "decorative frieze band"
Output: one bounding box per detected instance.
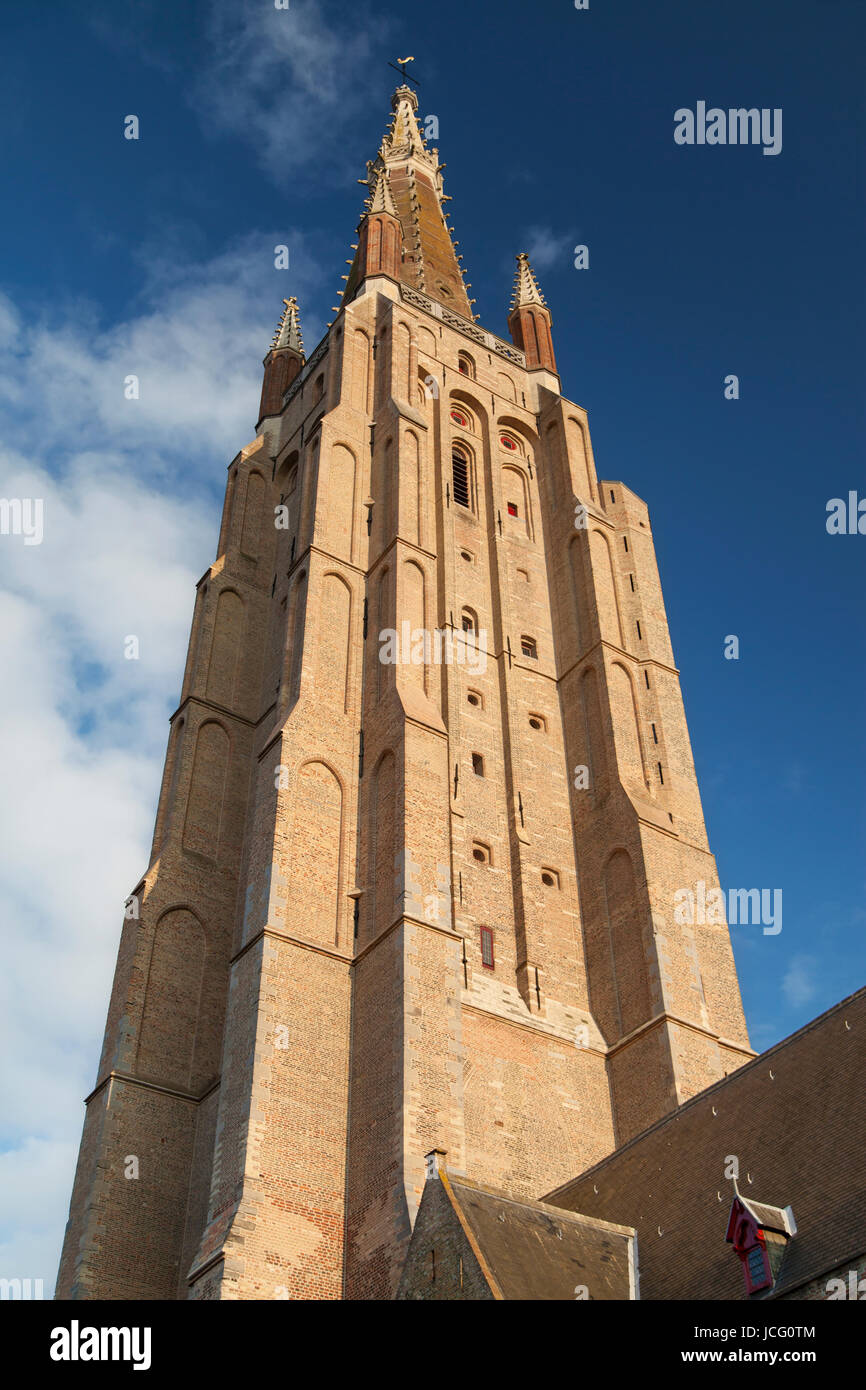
[400,284,526,366]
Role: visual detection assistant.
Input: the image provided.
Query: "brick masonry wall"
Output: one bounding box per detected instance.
[58,271,753,1300]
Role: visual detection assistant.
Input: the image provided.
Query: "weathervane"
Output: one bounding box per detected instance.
[388,55,419,88]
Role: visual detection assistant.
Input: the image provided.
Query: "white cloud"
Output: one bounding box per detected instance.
[0,1138,78,1296]
[191,0,392,185]
[0,230,325,1295]
[521,225,572,274]
[0,231,325,469]
[781,955,818,1009]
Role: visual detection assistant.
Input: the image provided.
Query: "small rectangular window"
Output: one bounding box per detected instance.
[521,637,537,659]
[507,501,518,517]
[472,753,484,776]
[480,926,494,969]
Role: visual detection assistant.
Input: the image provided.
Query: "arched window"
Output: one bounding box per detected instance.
[520,635,538,659]
[461,607,479,636]
[457,352,475,378]
[450,406,470,429]
[500,433,519,453]
[452,449,471,509]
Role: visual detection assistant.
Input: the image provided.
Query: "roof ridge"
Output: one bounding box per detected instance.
[542,986,866,1202]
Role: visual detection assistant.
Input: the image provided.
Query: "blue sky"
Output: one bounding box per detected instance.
[0,0,863,1292]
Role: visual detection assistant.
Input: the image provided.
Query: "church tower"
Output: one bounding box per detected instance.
[57,84,753,1302]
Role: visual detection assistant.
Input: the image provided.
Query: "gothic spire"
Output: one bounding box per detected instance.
[507,251,557,374]
[271,296,304,355]
[509,252,549,312]
[342,84,475,318]
[259,296,305,423]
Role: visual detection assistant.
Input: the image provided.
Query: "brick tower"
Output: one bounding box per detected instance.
[57,84,753,1302]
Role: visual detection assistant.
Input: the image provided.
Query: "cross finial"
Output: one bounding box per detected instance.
[388,55,419,88]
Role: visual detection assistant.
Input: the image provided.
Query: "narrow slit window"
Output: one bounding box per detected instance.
[652,723,658,744]
[658,761,664,785]
[636,620,642,640]
[480,925,495,968]
[629,573,635,591]
[623,536,629,552]
[452,451,470,508]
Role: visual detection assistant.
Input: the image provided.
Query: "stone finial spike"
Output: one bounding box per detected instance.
[383,83,429,161]
[272,296,304,355]
[367,165,399,218]
[509,251,549,312]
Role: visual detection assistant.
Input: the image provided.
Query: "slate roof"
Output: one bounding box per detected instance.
[543,987,866,1300]
[444,1172,636,1300]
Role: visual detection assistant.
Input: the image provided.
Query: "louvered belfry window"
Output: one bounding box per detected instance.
[452,451,470,508]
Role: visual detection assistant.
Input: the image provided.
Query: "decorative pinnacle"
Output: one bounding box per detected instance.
[382,83,430,164]
[367,164,399,217]
[271,296,304,354]
[509,251,549,312]
[391,81,419,113]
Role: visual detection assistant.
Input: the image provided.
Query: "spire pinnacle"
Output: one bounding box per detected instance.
[507,253,557,373]
[384,84,428,161]
[259,296,305,422]
[509,252,549,312]
[367,165,399,218]
[271,296,304,355]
